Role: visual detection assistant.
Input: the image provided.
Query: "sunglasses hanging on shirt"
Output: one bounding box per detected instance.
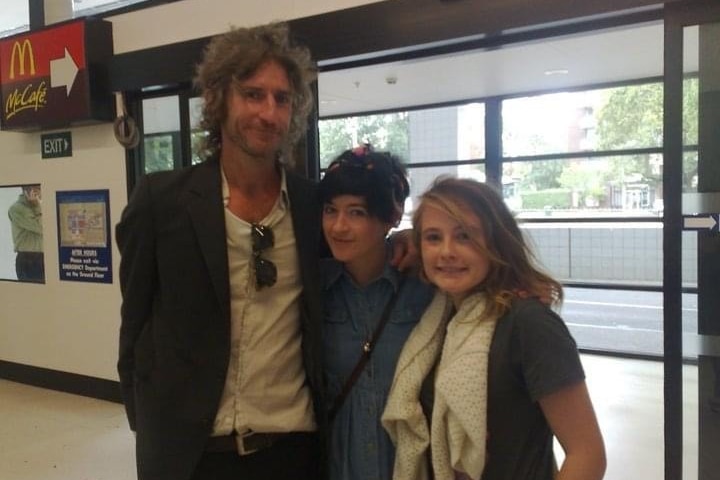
[251,223,277,289]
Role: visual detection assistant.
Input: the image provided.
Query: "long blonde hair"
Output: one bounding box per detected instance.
[413,177,562,317]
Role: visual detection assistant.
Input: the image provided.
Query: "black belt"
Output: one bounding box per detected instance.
[206,431,298,456]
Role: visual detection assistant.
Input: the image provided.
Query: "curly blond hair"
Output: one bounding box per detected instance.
[193,22,316,160]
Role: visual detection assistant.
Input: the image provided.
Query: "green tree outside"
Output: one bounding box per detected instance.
[316,79,699,210]
[595,79,699,192]
[319,113,409,168]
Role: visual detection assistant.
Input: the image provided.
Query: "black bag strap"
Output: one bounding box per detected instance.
[328,275,407,422]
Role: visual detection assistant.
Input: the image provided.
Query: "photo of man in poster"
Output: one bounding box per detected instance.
[7,184,44,282]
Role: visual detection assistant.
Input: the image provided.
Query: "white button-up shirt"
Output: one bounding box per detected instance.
[212,168,316,435]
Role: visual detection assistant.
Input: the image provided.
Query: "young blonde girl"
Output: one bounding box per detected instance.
[383,177,606,480]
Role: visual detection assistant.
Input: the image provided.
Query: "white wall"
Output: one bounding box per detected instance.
[0,0,384,381]
[0,125,125,379]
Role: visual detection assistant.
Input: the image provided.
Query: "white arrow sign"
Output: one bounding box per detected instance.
[683,214,719,231]
[50,47,79,97]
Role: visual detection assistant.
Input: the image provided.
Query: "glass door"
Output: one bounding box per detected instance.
[666,2,720,479]
[688,19,720,480]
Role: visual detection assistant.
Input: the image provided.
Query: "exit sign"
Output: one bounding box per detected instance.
[41,131,72,158]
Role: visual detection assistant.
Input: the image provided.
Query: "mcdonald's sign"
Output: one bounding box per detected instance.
[9,39,36,79]
[0,19,114,131]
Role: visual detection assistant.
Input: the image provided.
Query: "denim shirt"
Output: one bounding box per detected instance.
[322,257,434,480]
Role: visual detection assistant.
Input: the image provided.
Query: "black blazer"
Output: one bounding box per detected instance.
[116,157,325,480]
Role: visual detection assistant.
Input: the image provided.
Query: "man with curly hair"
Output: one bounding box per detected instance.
[116,23,325,480]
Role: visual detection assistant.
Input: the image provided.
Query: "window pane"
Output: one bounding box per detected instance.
[143,134,175,173]
[143,96,179,134]
[319,103,485,169]
[142,96,179,173]
[683,77,699,146]
[397,164,486,229]
[683,151,698,193]
[562,288,677,356]
[505,155,664,219]
[503,84,669,157]
[189,96,205,165]
[458,103,485,161]
[319,112,410,168]
[595,84,664,151]
[503,91,605,156]
[524,221,664,287]
[682,76,699,193]
[410,104,485,164]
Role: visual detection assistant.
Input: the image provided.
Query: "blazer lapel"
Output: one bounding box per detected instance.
[284,170,326,399]
[183,159,230,315]
[286,170,320,280]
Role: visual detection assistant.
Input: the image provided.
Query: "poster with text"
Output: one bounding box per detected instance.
[56,189,112,283]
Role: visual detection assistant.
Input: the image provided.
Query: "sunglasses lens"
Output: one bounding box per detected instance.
[254,256,277,289]
[251,224,276,290]
[252,224,274,252]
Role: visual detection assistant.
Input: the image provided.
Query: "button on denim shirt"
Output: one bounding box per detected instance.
[321,257,434,480]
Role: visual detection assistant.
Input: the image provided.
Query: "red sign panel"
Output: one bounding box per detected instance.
[0,19,113,131]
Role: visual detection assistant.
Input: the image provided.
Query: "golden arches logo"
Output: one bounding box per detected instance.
[9,39,36,80]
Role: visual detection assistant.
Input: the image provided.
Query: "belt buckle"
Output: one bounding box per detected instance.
[235,431,259,456]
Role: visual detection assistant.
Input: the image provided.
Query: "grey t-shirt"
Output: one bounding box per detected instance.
[482,298,585,480]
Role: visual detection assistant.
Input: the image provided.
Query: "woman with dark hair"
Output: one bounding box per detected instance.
[383,177,606,480]
[320,145,434,480]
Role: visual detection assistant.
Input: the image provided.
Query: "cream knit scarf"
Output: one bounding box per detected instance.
[383,291,499,480]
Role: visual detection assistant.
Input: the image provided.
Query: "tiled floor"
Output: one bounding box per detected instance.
[0,354,699,480]
[581,354,698,480]
[0,379,136,480]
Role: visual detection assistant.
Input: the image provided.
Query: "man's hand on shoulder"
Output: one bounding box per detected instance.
[388,229,419,272]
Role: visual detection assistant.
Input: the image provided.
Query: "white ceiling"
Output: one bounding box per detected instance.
[318,21,699,118]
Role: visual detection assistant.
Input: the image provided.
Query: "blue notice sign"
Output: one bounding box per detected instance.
[56,189,112,283]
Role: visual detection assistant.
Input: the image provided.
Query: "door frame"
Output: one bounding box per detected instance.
[664,2,720,479]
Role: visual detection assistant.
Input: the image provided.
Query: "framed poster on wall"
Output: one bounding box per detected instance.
[0,184,45,283]
[56,189,112,283]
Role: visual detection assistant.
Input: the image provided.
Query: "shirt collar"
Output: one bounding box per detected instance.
[322,244,402,291]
